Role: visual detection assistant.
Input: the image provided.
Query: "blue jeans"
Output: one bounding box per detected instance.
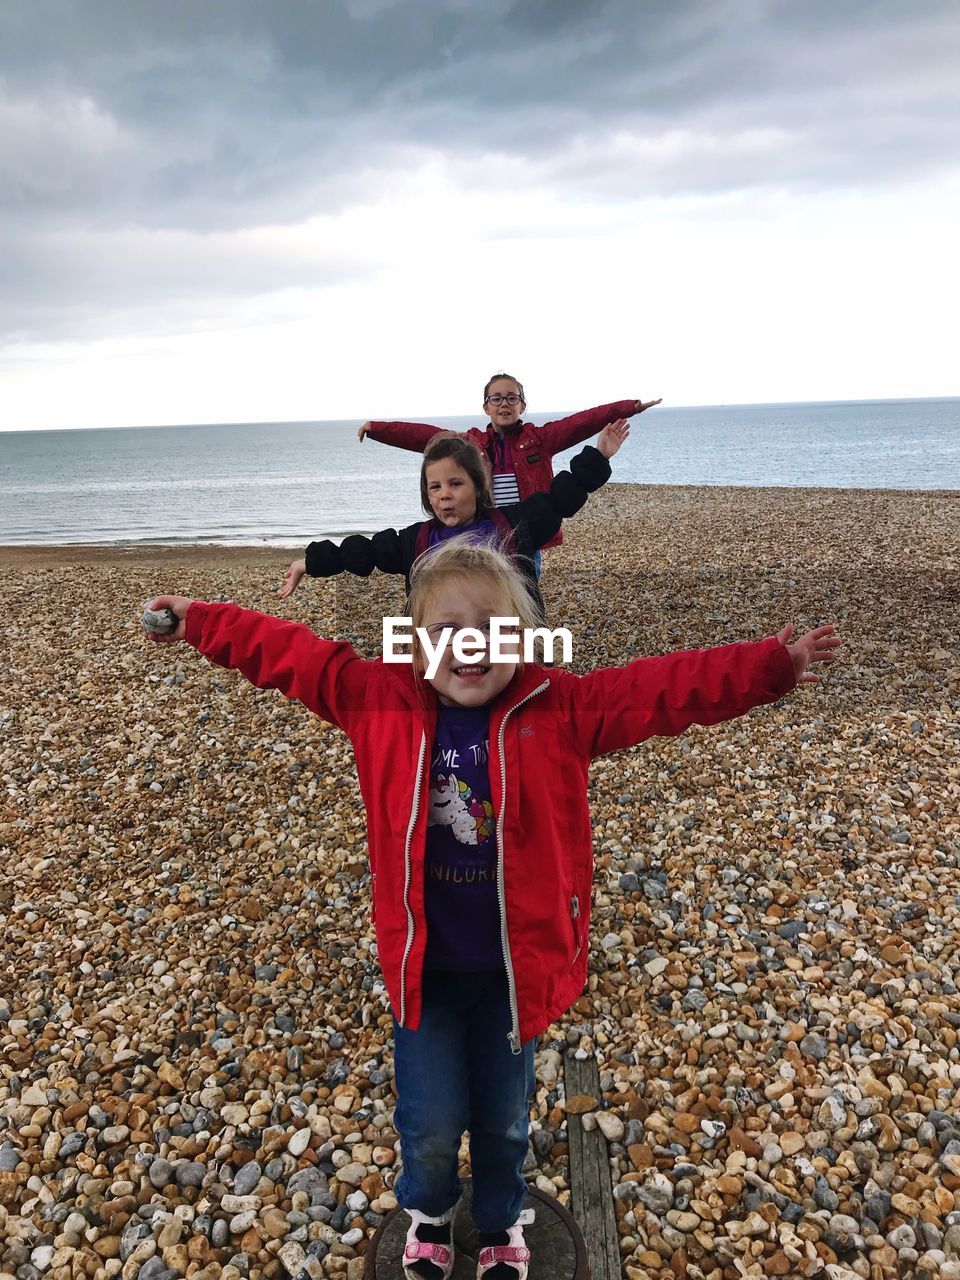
[532,550,542,581]
[393,969,535,1233]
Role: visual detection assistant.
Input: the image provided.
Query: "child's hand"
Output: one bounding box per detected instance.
[777,623,840,684]
[357,421,373,442]
[596,418,630,459]
[144,595,192,643]
[634,398,662,414]
[278,558,307,599]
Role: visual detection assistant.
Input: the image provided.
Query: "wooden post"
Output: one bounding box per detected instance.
[565,1050,621,1280]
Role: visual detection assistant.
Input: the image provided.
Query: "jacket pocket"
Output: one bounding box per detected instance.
[570,894,582,965]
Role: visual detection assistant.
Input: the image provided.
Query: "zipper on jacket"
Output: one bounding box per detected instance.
[398,731,428,1028]
[496,679,550,1055]
[570,894,582,965]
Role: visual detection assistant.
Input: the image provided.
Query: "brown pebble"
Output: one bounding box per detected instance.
[629,1144,654,1169]
[728,1128,762,1157]
[766,1252,792,1275]
[564,1093,598,1115]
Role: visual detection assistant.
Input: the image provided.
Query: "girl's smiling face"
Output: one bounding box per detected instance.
[483,376,525,431]
[425,458,481,527]
[418,577,518,708]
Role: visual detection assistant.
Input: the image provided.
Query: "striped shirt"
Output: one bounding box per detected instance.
[489,433,521,508]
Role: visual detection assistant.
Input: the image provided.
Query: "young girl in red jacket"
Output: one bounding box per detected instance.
[357,373,661,577]
[145,544,838,1280]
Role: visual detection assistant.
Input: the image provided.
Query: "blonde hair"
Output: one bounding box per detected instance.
[407,539,543,675]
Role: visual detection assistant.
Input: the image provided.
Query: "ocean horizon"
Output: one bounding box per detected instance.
[1,396,957,547]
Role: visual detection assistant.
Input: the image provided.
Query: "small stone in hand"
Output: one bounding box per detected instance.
[142,606,178,635]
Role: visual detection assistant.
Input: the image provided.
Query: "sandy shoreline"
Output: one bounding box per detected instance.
[2,483,959,1280]
[2,480,956,565]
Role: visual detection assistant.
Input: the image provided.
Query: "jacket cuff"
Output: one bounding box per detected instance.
[184,601,210,647]
[766,636,798,697]
[305,540,338,578]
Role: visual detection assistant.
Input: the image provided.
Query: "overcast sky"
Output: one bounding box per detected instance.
[1,0,958,430]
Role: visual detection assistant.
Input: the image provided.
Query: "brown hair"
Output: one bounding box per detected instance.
[420,434,493,516]
[407,539,544,676]
[483,372,526,404]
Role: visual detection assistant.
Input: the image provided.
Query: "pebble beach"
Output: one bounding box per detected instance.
[1,481,958,1280]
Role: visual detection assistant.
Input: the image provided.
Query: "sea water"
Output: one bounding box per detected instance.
[0,398,956,546]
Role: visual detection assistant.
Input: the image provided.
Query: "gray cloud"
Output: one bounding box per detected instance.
[0,220,382,342]
[1,0,957,339]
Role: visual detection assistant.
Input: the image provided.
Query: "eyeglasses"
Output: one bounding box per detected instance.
[485,393,523,406]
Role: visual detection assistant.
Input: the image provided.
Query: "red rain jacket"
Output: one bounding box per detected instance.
[365,400,639,549]
[184,602,796,1049]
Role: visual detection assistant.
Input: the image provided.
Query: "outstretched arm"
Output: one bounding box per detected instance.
[276,525,413,597]
[558,624,840,759]
[358,419,447,453]
[301,525,414,581]
[143,597,371,729]
[538,398,660,455]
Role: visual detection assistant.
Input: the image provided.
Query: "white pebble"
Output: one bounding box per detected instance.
[287,1127,311,1157]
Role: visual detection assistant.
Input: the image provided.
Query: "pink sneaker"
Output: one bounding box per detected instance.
[476,1207,534,1279]
[402,1206,455,1280]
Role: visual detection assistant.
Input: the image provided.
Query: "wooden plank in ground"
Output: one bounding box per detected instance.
[565,1049,620,1280]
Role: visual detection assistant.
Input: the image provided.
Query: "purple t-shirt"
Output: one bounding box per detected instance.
[423,703,502,970]
[427,516,498,549]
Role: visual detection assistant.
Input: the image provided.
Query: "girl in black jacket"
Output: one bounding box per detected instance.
[278,419,628,617]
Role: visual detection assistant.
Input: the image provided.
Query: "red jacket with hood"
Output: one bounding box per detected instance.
[184,603,796,1050]
[365,400,638,549]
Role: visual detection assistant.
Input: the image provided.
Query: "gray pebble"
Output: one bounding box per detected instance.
[120,1218,153,1261]
[888,1224,916,1249]
[800,1033,829,1060]
[148,1158,173,1189]
[814,1176,839,1211]
[141,606,179,634]
[137,1260,167,1280]
[287,1167,328,1197]
[532,1129,554,1159]
[175,1161,206,1188]
[233,1161,262,1196]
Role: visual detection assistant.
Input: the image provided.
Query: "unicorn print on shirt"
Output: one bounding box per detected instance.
[428,773,494,845]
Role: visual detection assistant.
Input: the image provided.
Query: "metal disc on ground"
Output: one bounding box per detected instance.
[364,1182,589,1279]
